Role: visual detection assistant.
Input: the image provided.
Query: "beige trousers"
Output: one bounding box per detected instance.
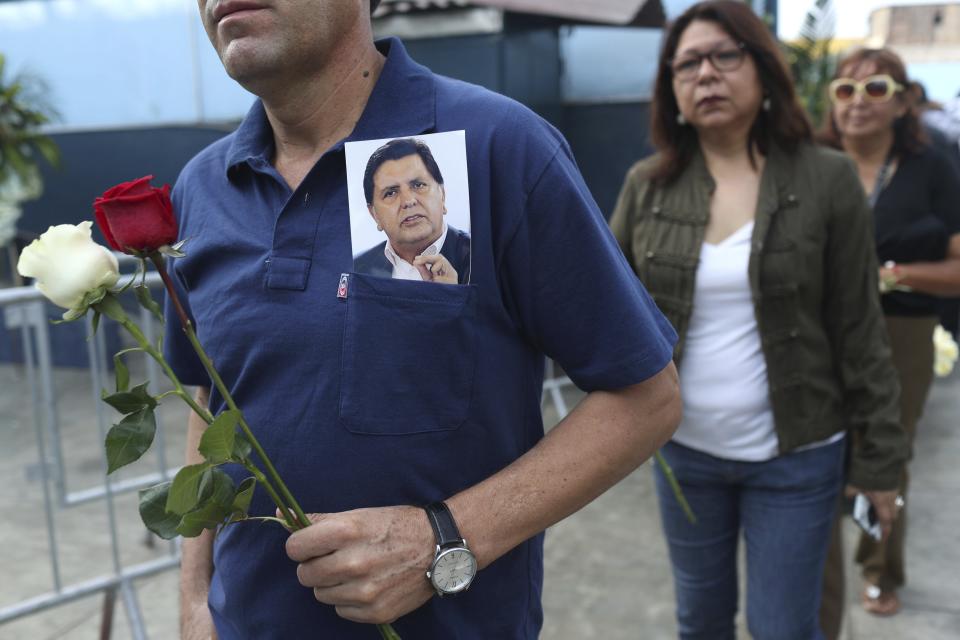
[819,314,937,639]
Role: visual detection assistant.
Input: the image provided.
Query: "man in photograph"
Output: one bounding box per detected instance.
[168,0,680,638]
[355,137,470,284]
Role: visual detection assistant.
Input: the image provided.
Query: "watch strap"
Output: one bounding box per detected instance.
[424,501,463,549]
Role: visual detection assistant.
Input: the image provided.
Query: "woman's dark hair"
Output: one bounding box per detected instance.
[649,0,812,184]
[818,48,927,157]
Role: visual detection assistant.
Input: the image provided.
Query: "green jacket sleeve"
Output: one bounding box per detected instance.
[609,164,642,266]
[822,154,909,490]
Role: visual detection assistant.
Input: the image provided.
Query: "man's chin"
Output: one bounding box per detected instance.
[391,233,441,258]
[220,44,280,88]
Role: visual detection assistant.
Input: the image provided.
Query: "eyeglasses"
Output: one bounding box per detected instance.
[669,43,747,81]
[828,74,904,104]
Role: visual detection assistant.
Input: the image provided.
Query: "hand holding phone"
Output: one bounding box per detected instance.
[851,493,882,541]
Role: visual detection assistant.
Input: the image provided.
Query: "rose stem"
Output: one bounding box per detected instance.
[150,253,310,529]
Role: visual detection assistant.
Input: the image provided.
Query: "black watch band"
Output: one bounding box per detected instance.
[424,501,464,548]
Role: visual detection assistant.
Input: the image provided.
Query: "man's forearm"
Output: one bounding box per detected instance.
[179,387,216,638]
[180,531,216,630]
[447,362,680,569]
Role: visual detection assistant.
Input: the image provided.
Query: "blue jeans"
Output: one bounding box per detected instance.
[654,439,845,640]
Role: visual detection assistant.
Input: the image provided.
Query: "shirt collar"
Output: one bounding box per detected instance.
[383,222,448,267]
[224,37,436,177]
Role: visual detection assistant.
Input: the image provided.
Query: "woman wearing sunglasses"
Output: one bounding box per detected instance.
[819,48,960,623]
[609,3,908,638]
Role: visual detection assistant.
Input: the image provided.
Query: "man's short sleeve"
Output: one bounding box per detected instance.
[161,185,210,387]
[499,142,677,391]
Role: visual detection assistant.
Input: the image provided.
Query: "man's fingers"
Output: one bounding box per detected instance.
[297,561,342,589]
[413,254,457,282]
[334,603,397,625]
[285,513,343,562]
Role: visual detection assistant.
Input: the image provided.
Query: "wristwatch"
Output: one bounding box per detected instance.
[423,501,477,596]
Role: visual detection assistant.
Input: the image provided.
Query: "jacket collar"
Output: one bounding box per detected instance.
[656,140,799,221]
[225,37,436,177]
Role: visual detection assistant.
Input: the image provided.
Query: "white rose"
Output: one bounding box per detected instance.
[933,325,959,378]
[17,221,120,312]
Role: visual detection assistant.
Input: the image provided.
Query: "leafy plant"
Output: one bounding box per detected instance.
[782,0,836,128]
[0,52,59,189]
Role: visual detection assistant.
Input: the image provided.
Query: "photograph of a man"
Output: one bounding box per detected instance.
[350,135,471,284]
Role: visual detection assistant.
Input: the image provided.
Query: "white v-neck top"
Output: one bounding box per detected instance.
[673,221,780,461]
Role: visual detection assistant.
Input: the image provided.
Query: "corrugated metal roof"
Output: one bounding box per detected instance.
[375,0,665,27]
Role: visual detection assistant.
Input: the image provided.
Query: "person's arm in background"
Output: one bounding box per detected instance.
[823,156,909,539]
[881,152,960,296]
[180,386,217,640]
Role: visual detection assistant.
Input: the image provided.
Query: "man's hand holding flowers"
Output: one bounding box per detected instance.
[16,176,401,640]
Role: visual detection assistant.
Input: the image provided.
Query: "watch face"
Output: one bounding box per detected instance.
[430,547,477,594]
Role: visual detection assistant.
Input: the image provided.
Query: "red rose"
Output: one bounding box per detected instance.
[94,175,178,254]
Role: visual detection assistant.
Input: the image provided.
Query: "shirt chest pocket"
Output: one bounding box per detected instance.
[339,274,478,435]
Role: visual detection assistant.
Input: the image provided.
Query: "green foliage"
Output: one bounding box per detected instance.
[138,482,181,539]
[112,347,144,393]
[198,410,240,464]
[176,468,237,536]
[140,471,255,540]
[0,52,59,188]
[102,381,157,414]
[232,430,253,461]
[134,284,164,324]
[104,406,157,474]
[166,463,210,515]
[782,0,836,128]
[230,477,257,520]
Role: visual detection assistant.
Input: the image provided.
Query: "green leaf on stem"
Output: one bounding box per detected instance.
[198,410,239,464]
[204,467,237,505]
[231,477,256,519]
[176,500,230,537]
[166,462,210,515]
[111,347,143,394]
[95,293,127,324]
[138,481,181,540]
[82,286,108,309]
[113,355,130,393]
[57,306,86,323]
[232,430,253,462]
[101,381,157,414]
[91,310,101,337]
[104,406,157,474]
[176,468,236,537]
[134,284,164,325]
[115,262,141,295]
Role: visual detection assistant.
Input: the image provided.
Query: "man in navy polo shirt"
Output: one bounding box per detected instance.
[170,1,680,638]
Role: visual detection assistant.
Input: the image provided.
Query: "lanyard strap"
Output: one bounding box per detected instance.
[868,152,895,208]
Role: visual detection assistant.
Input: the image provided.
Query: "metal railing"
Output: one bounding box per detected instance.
[0,258,580,638]
[542,358,575,420]
[0,262,181,639]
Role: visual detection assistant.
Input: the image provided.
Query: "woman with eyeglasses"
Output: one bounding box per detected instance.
[818,48,960,623]
[609,3,908,638]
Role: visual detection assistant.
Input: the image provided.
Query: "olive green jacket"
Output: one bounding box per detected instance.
[609,142,908,490]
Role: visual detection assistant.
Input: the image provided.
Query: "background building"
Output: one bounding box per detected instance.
[867,2,960,100]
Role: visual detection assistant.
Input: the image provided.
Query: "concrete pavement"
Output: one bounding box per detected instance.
[1,357,958,639]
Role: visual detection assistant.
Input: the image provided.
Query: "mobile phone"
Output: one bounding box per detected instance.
[850,493,882,541]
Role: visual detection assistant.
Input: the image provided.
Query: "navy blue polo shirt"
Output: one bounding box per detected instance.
[164,38,676,640]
